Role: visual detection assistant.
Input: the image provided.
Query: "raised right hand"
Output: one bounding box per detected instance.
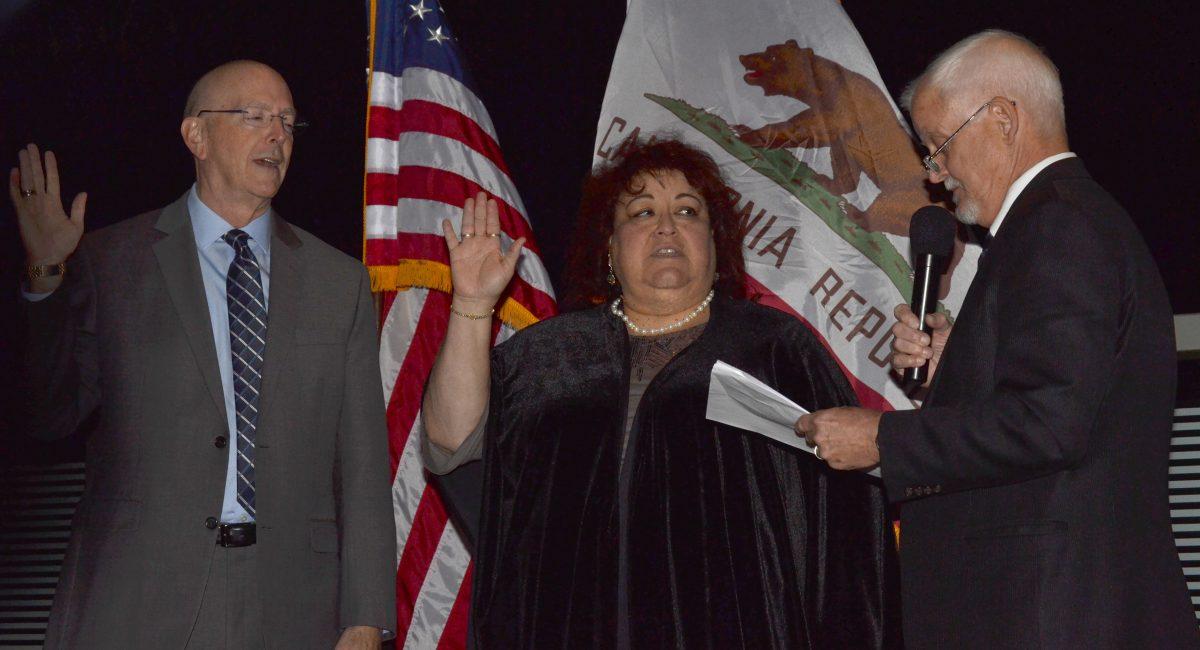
[10,143,87,266]
[441,191,525,313]
[890,303,952,386]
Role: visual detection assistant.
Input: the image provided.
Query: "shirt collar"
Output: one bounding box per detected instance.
[989,152,1076,237]
[187,185,273,254]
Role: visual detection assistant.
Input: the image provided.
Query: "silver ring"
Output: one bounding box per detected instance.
[814,445,822,460]
[20,189,35,198]
[462,232,476,239]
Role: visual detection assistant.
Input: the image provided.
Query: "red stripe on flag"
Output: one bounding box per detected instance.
[746,275,895,412]
[385,289,450,474]
[437,562,474,650]
[368,101,511,177]
[395,486,452,642]
[365,237,398,269]
[391,233,446,261]
[365,168,542,256]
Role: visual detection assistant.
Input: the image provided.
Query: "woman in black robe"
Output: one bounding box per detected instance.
[422,138,900,648]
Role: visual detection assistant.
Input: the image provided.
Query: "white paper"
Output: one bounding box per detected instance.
[706,360,881,477]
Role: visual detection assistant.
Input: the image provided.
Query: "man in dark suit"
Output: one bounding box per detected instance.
[797,31,1197,647]
[12,61,395,648]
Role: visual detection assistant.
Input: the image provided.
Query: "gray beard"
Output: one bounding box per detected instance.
[955,201,980,226]
[944,177,979,225]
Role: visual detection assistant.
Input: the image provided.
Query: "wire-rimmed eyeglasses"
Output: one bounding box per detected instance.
[921,101,992,175]
[196,107,309,136]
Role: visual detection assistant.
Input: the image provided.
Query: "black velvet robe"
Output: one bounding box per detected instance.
[473,296,900,648]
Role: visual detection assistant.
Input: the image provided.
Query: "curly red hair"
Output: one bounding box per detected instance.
[561,137,748,310]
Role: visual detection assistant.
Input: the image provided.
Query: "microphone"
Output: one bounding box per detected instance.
[903,206,957,387]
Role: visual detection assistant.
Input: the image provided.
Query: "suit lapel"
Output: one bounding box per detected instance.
[255,216,303,446]
[926,244,993,400]
[152,195,228,422]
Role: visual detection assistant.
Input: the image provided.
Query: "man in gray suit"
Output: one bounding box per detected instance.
[12,60,396,648]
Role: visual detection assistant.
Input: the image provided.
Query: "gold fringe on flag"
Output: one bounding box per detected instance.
[370,261,453,294]
[497,297,539,331]
[370,263,541,331]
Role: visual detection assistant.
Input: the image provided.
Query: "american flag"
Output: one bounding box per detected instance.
[364,0,557,646]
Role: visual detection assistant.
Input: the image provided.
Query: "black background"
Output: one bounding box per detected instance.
[1,1,1196,464]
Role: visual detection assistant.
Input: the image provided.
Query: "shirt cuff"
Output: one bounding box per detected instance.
[20,287,54,302]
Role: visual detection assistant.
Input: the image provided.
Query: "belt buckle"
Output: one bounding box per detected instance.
[217,522,257,547]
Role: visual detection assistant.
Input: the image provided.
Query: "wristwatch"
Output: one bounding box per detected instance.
[25,262,66,282]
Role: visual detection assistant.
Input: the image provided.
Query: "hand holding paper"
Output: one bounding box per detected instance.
[707,360,880,477]
[795,407,882,472]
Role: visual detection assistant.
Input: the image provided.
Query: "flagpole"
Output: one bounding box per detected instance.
[362,0,378,267]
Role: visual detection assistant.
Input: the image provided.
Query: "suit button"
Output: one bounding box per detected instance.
[214,435,228,449]
[205,516,219,530]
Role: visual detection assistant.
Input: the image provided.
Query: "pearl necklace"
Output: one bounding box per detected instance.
[611,289,715,336]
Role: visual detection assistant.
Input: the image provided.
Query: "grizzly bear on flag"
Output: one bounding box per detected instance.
[732,39,931,237]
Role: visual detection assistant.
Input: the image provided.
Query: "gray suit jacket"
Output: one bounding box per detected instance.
[22,194,397,648]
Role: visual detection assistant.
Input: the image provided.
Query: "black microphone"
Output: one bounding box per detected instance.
[903,206,957,387]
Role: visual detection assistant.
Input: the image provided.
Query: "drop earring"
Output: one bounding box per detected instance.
[607,253,617,286]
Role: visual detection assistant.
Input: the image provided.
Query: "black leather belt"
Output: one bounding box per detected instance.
[216,522,256,547]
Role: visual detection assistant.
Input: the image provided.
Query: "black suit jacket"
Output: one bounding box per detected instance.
[878,158,1196,648]
[21,195,397,648]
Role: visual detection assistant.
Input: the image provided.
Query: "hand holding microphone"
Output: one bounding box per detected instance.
[894,206,956,388]
[891,304,952,385]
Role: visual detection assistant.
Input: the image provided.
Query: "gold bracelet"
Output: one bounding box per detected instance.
[449,304,494,320]
[26,262,66,282]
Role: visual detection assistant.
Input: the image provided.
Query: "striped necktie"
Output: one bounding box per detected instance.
[223,229,266,517]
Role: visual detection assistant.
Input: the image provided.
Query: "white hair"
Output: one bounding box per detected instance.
[900,30,1066,138]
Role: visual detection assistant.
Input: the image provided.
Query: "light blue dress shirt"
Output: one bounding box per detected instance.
[187,187,272,524]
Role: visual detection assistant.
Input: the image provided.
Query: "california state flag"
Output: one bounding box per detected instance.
[594,0,977,411]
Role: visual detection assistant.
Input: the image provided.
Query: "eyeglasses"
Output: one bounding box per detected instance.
[921,101,992,175]
[196,107,309,136]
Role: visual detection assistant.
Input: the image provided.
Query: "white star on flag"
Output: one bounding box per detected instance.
[427,25,449,44]
[409,0,431,21]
